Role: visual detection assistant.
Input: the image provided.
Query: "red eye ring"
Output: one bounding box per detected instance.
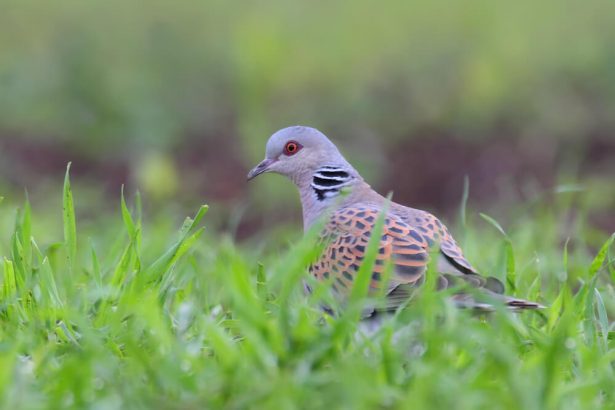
[283,141,302,156]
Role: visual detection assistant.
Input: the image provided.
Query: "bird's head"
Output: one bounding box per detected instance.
[247,126,349,184]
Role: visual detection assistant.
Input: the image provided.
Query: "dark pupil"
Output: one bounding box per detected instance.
[288,144,296,152]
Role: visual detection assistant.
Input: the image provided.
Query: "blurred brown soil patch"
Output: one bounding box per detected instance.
[1,131,613,236]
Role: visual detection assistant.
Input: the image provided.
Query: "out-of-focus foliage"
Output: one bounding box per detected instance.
[0,1,614,225]
[1,1,614,236]
[2,0,615,149]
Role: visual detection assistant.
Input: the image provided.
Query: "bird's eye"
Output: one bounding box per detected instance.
[283,141,302,156]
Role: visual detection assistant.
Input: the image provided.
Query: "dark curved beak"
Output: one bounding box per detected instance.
[247,158,275,181]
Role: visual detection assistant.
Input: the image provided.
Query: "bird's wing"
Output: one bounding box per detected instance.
[395,208,479,274]
[309,204,509,311]
[309,205,429,295]
[395,208,506,294]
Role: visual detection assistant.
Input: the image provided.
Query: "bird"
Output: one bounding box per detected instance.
[247,126,542,315]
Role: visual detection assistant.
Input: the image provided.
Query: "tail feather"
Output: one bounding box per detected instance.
[504,296,545,310]
[452,293,545,311]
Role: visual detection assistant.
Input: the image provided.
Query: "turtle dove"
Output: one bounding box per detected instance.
[248,126,542,313]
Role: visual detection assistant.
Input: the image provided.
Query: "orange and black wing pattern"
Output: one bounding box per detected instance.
[309,205,432,298]
[309,204,534,310]
[404,210,478,275]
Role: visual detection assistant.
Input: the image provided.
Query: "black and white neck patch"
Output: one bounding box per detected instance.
[311,166,354,201]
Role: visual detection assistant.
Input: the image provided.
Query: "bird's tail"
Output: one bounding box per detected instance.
[453,293,545,312]
[502,295,545,311]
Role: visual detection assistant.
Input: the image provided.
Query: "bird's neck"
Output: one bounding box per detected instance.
[298,164,369,230]
[310,165,356,200]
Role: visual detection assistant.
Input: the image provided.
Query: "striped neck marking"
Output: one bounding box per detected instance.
[311,166,354,201]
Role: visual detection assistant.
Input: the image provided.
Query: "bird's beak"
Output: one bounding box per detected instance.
[247,158,275,181]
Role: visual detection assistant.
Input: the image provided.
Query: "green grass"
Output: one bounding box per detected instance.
[0,168,614,410]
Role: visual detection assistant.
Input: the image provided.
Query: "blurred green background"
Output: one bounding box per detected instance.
[1,0,614,239]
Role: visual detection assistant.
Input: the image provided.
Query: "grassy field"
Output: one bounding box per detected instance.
[0,166,613,409]
[1,1,614,408]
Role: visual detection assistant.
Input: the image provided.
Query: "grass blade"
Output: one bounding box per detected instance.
[480,213,516,291]
[460,175,470,229]
[90,239,102,290]
[121,185,136,239]
[39,257,64,308]
[63,162,77,272]
[144,206,208,283]
[588,233,614,279]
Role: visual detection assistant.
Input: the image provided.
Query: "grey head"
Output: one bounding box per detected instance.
[248,126,365,225]
[247,125,358,186]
